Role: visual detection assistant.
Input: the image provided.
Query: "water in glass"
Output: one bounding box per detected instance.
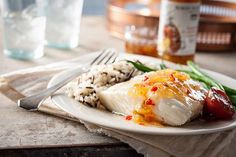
[2,0,46,60]
[45,0,83,49]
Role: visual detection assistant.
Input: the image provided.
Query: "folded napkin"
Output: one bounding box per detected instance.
[1,55,236,157]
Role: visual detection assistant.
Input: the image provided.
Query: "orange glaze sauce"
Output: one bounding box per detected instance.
[128,69,203,126]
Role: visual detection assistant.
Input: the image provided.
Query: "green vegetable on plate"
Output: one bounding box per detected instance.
[126,60,236,106]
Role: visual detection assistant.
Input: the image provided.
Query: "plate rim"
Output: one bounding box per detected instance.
[47,52,236,135]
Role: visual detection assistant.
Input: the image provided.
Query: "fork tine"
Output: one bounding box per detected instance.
[90,48,118,66]
[92,49,115,65]
[91,49,111,65]
[102,51,116,64]
[90,49,107,65]
[105,51,118,64]
[95,50,114,65]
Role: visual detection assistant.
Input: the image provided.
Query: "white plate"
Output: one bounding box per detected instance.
[48,52,236,135]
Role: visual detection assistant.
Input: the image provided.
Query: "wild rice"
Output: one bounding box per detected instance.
[65,61,142,109]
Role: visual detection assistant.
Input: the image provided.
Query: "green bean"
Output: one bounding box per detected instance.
[187,61,224,90]
[223,86,236,95]
[160,63,167,70]
[179,66,236,96]
[127,60,155,72]
[229,95,236,103]
[178,70,211,89]
[127,60,236,98]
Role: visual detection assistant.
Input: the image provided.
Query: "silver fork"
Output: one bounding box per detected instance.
[18,49,118,111]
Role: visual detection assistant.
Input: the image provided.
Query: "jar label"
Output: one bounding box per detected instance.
[158,1,200,56]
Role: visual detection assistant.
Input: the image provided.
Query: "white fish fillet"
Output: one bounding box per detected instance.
[98,77,143,115]
[98,72,204,126]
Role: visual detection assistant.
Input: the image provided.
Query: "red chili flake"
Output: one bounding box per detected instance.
[162,82,168,86]
[151,86,158,92]
[169,73,175,81]
[145,98,155,106]
[125,115,132,120]
[143,76,149,81]
[139,123,145,126]
[186,89,191,94]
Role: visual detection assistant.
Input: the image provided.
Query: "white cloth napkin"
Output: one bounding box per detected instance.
[83,122,236,157]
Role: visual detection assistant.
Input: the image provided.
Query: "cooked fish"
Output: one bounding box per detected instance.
[98,69,206,126]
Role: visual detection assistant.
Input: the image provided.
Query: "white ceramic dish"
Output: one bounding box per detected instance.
[48,52,236,135]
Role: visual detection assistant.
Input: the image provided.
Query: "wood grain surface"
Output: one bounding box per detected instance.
[0,16,236,150]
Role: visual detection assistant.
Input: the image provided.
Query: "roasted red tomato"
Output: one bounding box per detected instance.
[205,87,235,119]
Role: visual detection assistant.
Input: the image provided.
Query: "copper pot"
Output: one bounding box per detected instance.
[106,0,236,52]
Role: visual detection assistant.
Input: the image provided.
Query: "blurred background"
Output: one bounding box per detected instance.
[83,0,235,15]
[82,0,236,15]
[1,0,236,65]
[83,0,107,15]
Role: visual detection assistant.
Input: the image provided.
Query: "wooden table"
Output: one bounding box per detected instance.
[0,16,236,157]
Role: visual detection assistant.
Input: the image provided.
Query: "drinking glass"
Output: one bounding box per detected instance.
[45,0,84,49]
[2,0,46,60]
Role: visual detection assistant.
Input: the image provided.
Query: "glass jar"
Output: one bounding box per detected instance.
[157,0,201,64]
[125,25,158,57]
